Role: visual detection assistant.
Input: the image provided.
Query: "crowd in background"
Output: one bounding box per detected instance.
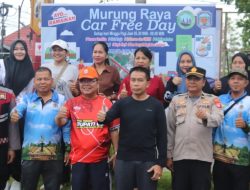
[0,39,250,190]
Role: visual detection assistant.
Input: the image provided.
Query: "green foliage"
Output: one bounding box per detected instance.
[221,0,250,50]
[237,13,250,48]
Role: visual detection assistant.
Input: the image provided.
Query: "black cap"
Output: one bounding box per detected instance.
[228,68,248,79]
[186,66,206,78]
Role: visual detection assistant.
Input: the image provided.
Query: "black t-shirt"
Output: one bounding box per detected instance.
[104,96,167,167]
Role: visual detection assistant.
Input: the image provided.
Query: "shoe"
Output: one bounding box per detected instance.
[9,181,21,190]
[4,182,10,190]
[40,185,45,190]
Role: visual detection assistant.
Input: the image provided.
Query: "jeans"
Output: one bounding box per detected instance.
[21,160,63,190]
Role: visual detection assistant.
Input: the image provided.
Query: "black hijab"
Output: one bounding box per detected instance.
[232,52,250,77]
[4,39,34,96]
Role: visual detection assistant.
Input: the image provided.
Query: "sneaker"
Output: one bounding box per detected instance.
[9,181,21,190]
[4,182,10,190]
[39,185,45,190]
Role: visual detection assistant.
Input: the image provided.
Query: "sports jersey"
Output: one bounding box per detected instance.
[214,91,250,166]
[65,95,119,164]
[15,90,70,160]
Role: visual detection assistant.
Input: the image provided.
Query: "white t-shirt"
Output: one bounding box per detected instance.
[44,63,78,99]
[45,63,78,84]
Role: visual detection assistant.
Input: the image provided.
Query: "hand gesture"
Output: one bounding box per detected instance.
[196,107,208,120]
[235,112,246,128]
[166,158,174,172]
[64,152,70,165]
[119,84,128,99]
[7,150,15,164]
[214,79,222,92]
[69,80,80,96]
[57,106,68,120]
[147,165,163,181]
[172,76,182,86]
[10,109,19,123]
[97,105,108,122]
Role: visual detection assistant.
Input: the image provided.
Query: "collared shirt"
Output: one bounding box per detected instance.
[167,92,223,162]
[93,64,120,96]
[14,90,70,160]
[214,91,250,166]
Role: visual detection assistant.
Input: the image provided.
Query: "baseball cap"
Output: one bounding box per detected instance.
[186,66,206,78]
[78,66,99,80]
[228,68,248,79]
[51,39,69,52]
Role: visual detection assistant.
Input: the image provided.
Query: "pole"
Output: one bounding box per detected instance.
[1,6,4,54]
[0,2,12,56]
[18,0,24,39]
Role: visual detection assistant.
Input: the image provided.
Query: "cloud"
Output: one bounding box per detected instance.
[177,6,202,16]
[233,137,248,147]
[60,30,74,36]
[28,122,52,130]
[52,7,76,19]
[224,125,237,132]
[155,41,169,47]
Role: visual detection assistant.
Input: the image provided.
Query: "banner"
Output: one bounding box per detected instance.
[41,4,221,79]
[31,0,54,35]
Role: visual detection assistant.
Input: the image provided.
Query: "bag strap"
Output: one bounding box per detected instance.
[52,62,68,88]
[224,94,247,116]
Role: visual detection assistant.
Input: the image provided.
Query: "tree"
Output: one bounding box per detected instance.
[221,0,250,51]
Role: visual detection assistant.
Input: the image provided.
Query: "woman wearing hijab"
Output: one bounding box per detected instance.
[164,51,212,107]
[213,52,250,95]
[3,39,34,190]
[3,40,34,97]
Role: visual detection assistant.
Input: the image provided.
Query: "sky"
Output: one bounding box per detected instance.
[0,0,237,36]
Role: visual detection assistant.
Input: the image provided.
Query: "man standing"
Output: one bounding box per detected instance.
[55,66,119,190]
[166,66,223,190]
[0,86,20,190]
[10,67,70,190]
[98,66,167,190]
[213,68,250,190]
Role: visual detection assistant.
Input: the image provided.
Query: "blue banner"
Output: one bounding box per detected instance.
[41,4,221,80]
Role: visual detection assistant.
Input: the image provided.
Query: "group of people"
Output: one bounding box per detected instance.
[0,38,250,190]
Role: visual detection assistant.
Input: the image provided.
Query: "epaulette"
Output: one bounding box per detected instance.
[176,93,188,97]
[202,92,214,97]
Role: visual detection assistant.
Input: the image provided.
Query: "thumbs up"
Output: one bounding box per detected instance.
[172,76,182,86]
[97,104,107,122]
[102,104,108,112]
[235,112,246,128]
[10,109,19,123]
[120,83,128,99]
[214,79,222,91]
[58,106,68,119]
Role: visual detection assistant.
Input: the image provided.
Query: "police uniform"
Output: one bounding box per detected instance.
[166,67,223,190]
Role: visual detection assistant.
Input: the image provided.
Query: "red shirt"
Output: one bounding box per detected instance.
[118,75,165,103]
[65,95,118,164]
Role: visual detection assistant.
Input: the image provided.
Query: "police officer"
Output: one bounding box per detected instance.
[166,66,223,190]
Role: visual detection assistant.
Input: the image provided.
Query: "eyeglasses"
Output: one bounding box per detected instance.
[79,78,98,84]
